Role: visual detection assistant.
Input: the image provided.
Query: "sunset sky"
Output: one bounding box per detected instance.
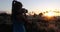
[0,0,60,16]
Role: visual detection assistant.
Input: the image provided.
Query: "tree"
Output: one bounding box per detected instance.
[39,13,43,17]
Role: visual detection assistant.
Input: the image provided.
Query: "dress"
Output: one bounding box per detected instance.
[13,15,26,32]
[13,20,26,32]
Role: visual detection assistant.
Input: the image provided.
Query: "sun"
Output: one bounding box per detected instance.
[46,12,54,16]
[44,11,55,17]
[43,11,56,21]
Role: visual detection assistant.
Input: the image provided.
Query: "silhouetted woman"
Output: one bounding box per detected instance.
[12,0,26,32]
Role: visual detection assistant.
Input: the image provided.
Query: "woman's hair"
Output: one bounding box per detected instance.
[14,1,23,9]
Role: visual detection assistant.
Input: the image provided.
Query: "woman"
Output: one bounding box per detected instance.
[12,0,26,32]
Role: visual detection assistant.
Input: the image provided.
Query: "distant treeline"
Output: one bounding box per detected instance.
[0,13,11,24]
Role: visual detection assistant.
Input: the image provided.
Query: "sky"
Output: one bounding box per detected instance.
[0,0,60,14]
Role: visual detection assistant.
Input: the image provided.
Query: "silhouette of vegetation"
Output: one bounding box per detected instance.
[0,12,60,32]
[0,13,11,32]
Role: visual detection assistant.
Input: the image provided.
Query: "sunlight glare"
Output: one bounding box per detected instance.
[44,11,55,17]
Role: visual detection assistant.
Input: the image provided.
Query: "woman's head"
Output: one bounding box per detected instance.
[14,1,23,9]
